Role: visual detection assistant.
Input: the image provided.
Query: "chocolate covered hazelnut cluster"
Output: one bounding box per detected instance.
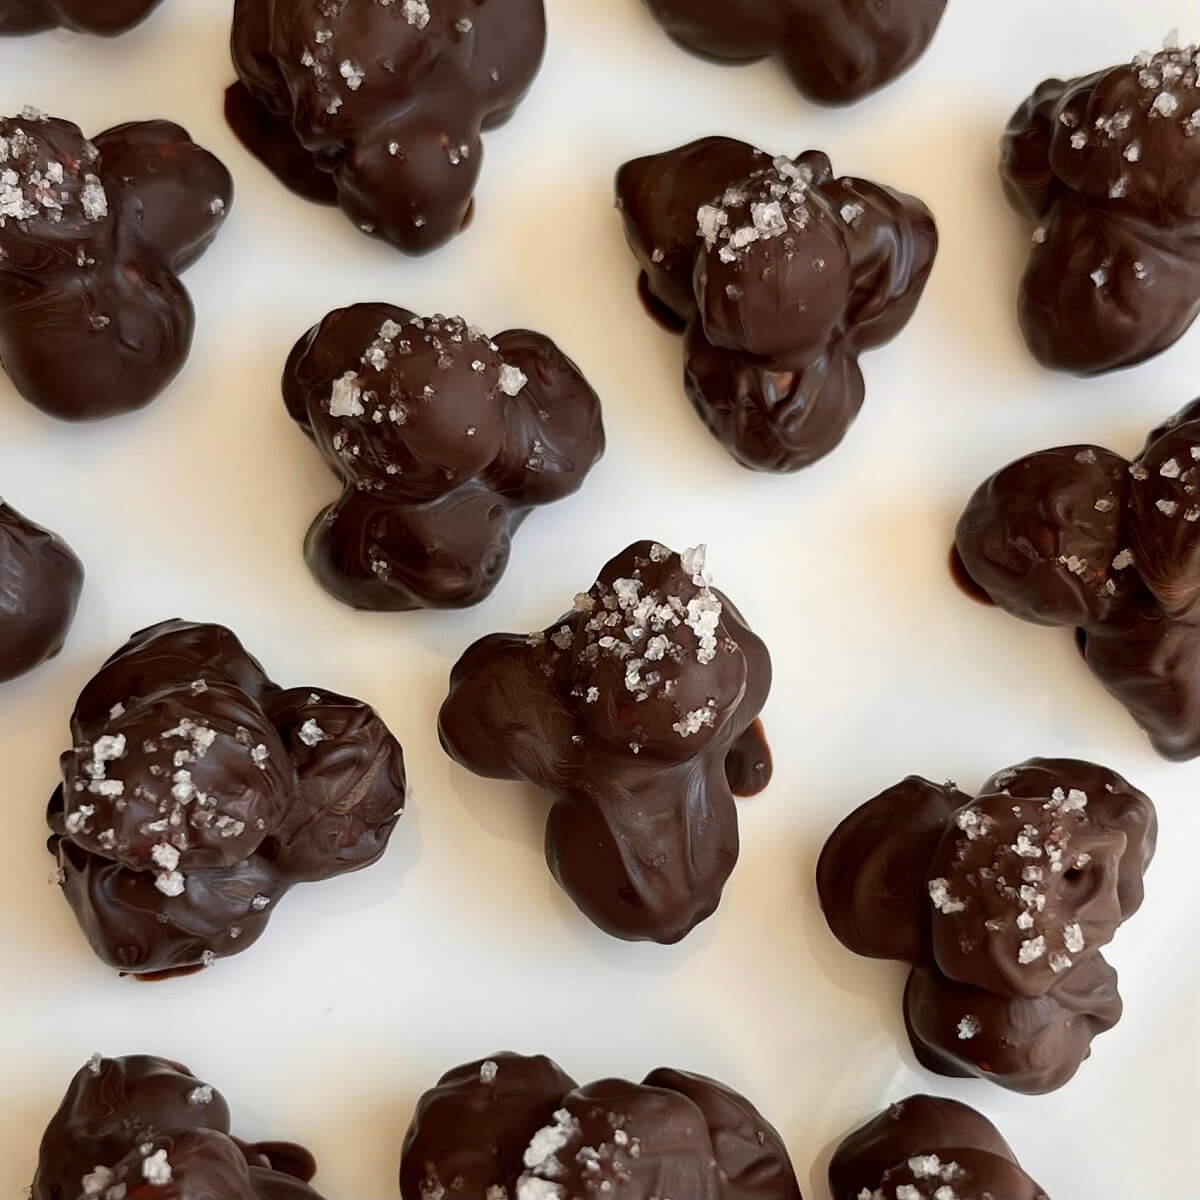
[617,138,936,472]
[284,303,604,611]
[955,399,1200,759]
[49,619,407,977]
[818,758,1156,1093]
[439,540,772,942]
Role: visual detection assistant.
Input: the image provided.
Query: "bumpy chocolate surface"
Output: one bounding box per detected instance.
[0,109,231,421]
[32,1053,324,1200]
[226,0,544,254]
[399,1052,803,1199]
[0,499,83,683]
[829,1093,1048,1200]
[1002,41,1200,374]
[47,619,407,977]
[955,399,1200,760]
[817,758,1156,1093]
[0,0,162,34]
[283,304,604,610]
[439,540,772,943]
[616,138,936,473]
[643,0,947,104]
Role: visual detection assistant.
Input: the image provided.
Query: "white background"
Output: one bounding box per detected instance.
[1,2,1198,1196]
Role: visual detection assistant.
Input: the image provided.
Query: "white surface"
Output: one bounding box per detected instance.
[1,2,1198,1196]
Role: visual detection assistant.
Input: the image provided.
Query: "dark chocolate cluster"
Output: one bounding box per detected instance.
[400,1052,803,1200]
[48,619,407,978]
[439,540,772,943]
[33,1053,324,1200]
[830,1093,1049,1200]
[0,0,162,35]
[616,138,936,472]
[817,758,1156,1093]
[955,399,1200,760]
[283,304,604,611]
[226,0,545,254]
[0,499,82,683]
[0,109,231,421]
[642,0,947,104]
[1002,41,1200,374]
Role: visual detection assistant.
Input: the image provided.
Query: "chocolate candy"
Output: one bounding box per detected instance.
[439,540,772,943]
[1002,40,1200,373]
[955,400,1200,759]
[283,304,604,610]
[817,758,1156,1093]
[830,1093,1048,1200]
[0,499,83,683]
[0,109,232,421]
[32,1053,324,1200]
[642,0,947,104]
[399,1052,803,1199]
[616,138,936,472]
[226,0,545,254]
[48,619,407,977]
[0,0,162,34]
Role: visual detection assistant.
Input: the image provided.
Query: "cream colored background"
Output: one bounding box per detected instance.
[1,1,1198,1195]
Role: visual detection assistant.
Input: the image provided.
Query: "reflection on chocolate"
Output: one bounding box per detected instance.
[283,304,604,611]
[1002,40,1200,373]
[32,1053,324,1200]
[226,0,545,254]
[0,109,231,420]
[439,540,772,943]
[616,138,936,473]
[642,0,947,104]
[48,620,407,977]
[830,1093,1048,1200]
[0,500,83,683]
[817,758,1156,1093]
[399,1052,803,1200]
[955,400,1200,759]
[0,0,162,34]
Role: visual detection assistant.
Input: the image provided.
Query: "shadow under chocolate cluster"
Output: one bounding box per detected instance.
[283,304,604,611]
[818,758,1156,1093]
[0,0,162,35]
[33,1053,324,1200]
[0,499,82,683]
[0,109,231,421]
[642,0,947,104]
[955,399,1200,759]
[439,540,772,943]
[48,619,407,978]
[830,1093,1049,1200]
[226,0,545,253]
[1002,41,1200,374]
[400,1051,803,1200]
[617,137,936,473]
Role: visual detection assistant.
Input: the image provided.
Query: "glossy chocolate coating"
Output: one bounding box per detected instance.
[830,1093,1047,1200]
[616,138,936,473]
[1001,43,1200,374]
[0,0,162,34]
[32,1053,323,1200]
[0,499,83,682]
[955,400,1200,759]
[283,304,604,610]
[643,0,947,104]
[48,619,406,977]
[439,540,772,943]
[399,1052,802,1200]
[227,0,545,254]
[817,757,1155,1093]
[0,110,231,421]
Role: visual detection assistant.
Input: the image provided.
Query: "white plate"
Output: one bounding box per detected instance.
[1,1,1198,1195]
